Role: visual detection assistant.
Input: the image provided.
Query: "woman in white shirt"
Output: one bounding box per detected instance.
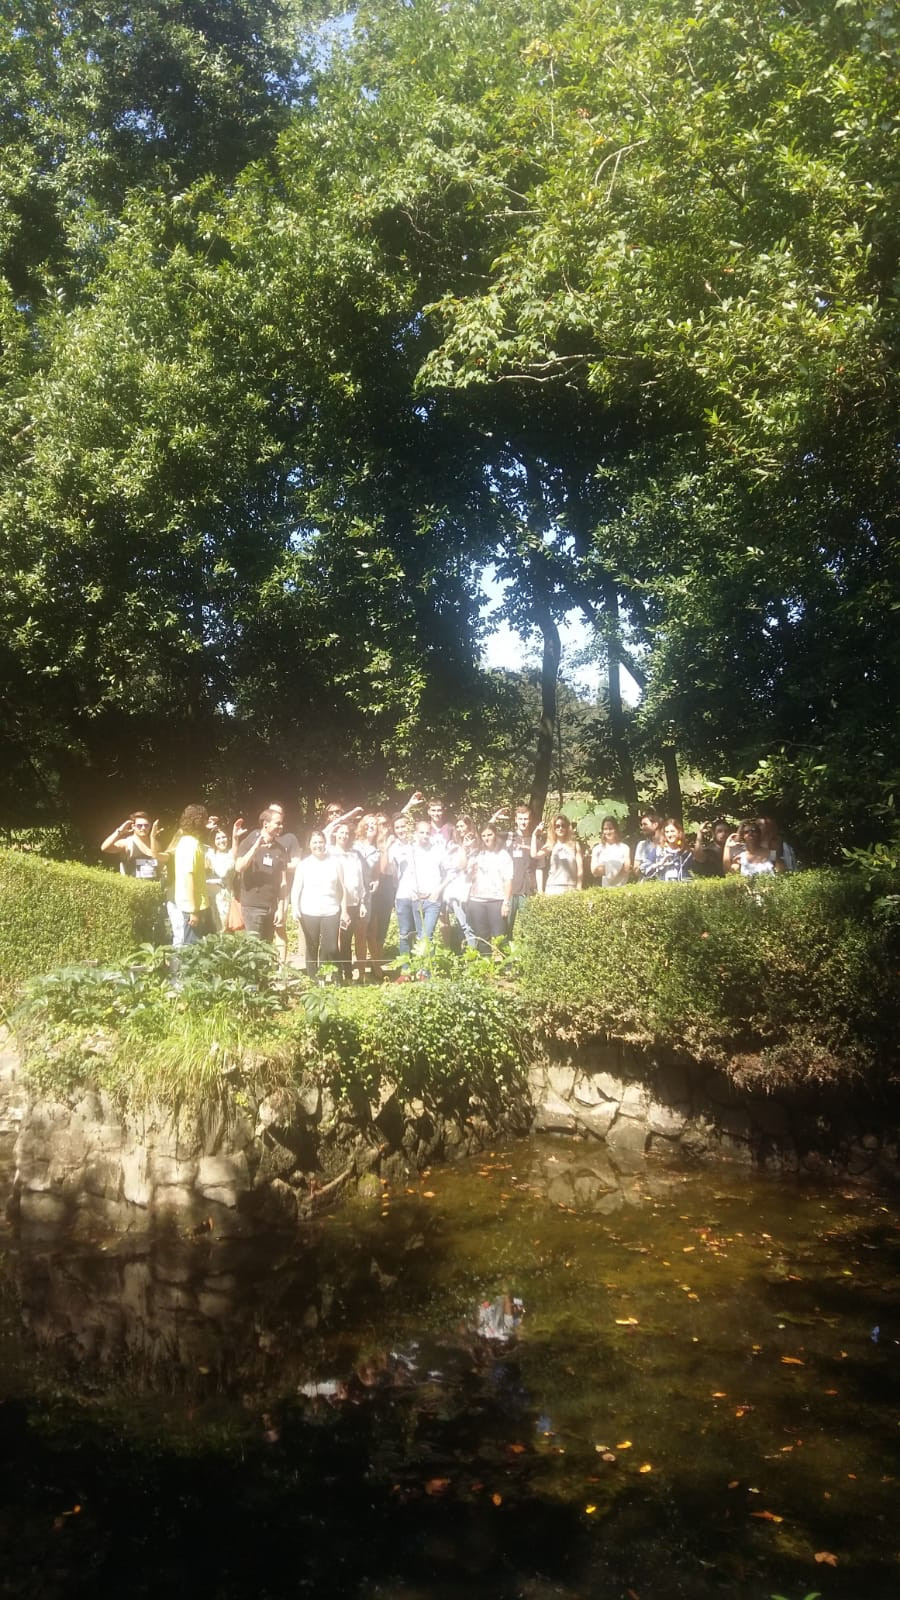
[589,817,631,888]
[537,815,583,895]
[290,832,346,977]
[467,824,514,954]
[205,826,235,931]
[731,820,782,878]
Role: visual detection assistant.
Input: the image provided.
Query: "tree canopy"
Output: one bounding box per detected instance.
[0,0,896,848]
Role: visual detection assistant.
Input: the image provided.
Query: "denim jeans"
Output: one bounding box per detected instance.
[396,896,441,953]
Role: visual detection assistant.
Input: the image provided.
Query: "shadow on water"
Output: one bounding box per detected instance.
[1,1139,899,1599]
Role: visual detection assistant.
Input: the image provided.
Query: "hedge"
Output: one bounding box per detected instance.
[0,848,162,1001]
[515,872,900,1086]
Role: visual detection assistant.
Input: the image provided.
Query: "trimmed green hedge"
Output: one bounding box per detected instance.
[516,872,900,1085]
[0,849,162,1001]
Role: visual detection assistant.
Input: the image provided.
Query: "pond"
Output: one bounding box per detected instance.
[1,1136,898,1599]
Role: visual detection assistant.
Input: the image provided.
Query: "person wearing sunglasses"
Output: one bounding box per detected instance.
[534,815,583,896]
[100,810,163,881]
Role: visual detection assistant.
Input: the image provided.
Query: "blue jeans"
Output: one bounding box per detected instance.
[396,896,442,953]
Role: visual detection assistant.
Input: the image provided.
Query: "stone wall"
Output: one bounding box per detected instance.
[7,1052,532,1238]
[528,1038,900,1183]
[7,1026,900,1241]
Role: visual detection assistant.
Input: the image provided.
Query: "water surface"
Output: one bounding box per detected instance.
[1,1137,898,1598]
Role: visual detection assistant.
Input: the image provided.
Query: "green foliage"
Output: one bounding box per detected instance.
[10,934,301,1104]
[516,873,900,1085]
[11,928,528,1114]
[0,848,161,1001]
[0,0,896,839]
[0,824,86,861]
[286,967,529,1108]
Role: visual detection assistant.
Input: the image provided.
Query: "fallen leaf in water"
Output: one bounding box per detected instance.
[491,1493,502,1506]
[815,1551,838,1566]
[781,1356,805,1366]
[750,1510,783,1523]
[425,1479,450,1496]
[616,1440,633,1450]
[639,1463,653,1473]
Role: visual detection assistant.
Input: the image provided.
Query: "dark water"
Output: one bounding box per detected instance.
[1,1138,899,1599]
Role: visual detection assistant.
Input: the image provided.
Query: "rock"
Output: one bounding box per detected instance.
[605,1115,649,1162]
[590,1072,626,1103]
[15,1152,51,1192]
[121,1146,152,1207]
[546,1065,576,1100]
[653,1063,692,1105]
[155,1184,198,1213]
[572,1073,615,1108]
[619,1081,650,1114]
[197,1153,250,1196]
[574,1103,618,1139]
[82,1156,123,1200]
[533,1091,578,1134]
[646,1102,687,1137]
[19,1191,68,1225]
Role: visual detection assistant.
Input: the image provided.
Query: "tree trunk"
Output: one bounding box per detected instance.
[529,593,561,821]
[662,744,683,824]
[602,577,640,816]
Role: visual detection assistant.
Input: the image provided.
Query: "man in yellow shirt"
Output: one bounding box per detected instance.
[173,804,210,945]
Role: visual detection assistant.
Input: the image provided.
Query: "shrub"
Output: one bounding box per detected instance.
[10,935,303,1105]
[10,930,529,1114]
[288,970,529,1108]
[0,849,162,1002]
[515,872,900,1085]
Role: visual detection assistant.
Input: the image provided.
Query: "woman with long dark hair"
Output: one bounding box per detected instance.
[466,823,514,954]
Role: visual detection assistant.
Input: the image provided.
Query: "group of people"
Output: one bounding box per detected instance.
[100,795,796,981]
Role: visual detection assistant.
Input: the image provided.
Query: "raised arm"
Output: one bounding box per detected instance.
[100,821,134,856]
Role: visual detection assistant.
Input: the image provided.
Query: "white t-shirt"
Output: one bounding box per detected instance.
[739,854,775,878]
[470,848,513,901]
[590,841,630,888]
[391,839,446,900]
[291,855,344,918]
[545,841,580,895]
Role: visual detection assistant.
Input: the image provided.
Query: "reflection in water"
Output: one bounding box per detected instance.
[1,1138,899,1599]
